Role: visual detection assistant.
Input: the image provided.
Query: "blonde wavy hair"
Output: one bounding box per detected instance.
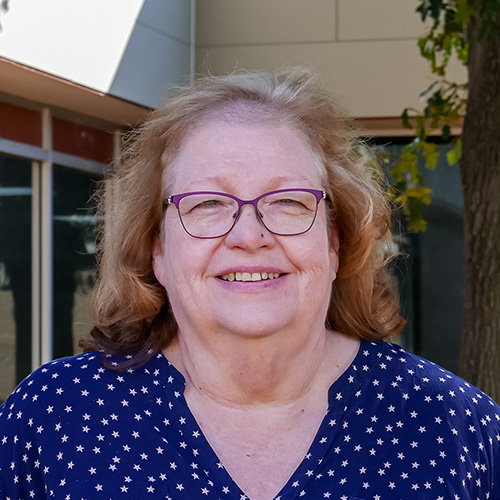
[81,68,405,365]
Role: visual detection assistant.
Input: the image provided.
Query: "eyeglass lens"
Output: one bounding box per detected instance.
[176,190,320,238]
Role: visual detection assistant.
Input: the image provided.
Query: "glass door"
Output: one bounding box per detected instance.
[52,164,101,359]
[0,153,33,401]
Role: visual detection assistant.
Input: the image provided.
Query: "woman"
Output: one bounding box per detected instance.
[1,68,499,500]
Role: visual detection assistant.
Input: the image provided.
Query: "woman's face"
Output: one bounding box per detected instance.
[153,118,339,340]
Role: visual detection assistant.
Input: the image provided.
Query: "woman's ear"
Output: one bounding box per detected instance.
[329,229,340,279]
[152,239,166,286]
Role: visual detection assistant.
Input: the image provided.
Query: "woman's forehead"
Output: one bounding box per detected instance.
[165,118,324,192]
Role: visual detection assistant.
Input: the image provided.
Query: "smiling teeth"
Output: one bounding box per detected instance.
[221,272,281,281]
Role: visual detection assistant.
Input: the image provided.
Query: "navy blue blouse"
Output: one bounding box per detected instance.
[1,341,499,499]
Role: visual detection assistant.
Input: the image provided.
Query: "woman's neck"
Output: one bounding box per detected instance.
[163,327,360,408]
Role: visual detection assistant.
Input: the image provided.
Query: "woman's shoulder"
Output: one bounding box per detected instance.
[0,350,182,433]
[0,351,186,497]
[1,352,103,416]
[1,351,118,407]
[359,340,500,428]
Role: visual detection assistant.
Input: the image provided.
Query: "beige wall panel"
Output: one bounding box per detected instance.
[338,0,430,40]
[196,0,336,46]
[196,40,466,118]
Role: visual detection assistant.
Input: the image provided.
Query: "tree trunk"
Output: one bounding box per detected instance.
[459,13,500,402]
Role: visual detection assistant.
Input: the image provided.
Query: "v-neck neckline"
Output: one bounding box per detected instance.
[152,341,368,499]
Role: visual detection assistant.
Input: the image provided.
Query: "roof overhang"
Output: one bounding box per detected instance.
[0,57,151,128]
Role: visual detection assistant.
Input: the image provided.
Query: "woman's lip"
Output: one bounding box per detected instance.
[215,267,287,276]
[217,271,285,282]
[215,273,289,287]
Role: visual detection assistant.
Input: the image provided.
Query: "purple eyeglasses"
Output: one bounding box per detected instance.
[166,188,328,239]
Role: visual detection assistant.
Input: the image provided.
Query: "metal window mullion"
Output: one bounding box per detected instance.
[190,0,195,82]
[40,109,53,365]
[31,160,41,371]
[113,130,121,163]
[51,151,108,176]
[0,138,48,162]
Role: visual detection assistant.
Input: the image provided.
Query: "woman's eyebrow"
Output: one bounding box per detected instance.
[182,175,313,193]
[182,175,232,191]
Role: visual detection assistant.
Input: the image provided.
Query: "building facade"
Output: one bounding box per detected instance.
[0,0,194,400]
[0,0,466,400]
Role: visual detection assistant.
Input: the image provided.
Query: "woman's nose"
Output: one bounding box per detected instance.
[223,205,276,251]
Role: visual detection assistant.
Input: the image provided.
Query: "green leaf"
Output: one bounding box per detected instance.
[420,142,440,170]
[457,44,469,64]
[402,108,412,129]
[390,150,418,182]
[443,33,452,52]
[430,113,440,129]
[455,0,476,25]
[425,150,440,170]
[406,196,429,232]
[446,138,462,165]
[417,0,446,22]
[394,192,408,206]
[442,124,451,141]
[408,218,428,232]
[419,80,439,98]
[416,116,427,140]
[406,186,433,204]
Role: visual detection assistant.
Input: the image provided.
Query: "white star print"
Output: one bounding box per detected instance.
[0,342,498,499]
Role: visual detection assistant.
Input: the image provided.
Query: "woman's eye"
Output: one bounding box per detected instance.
[194,199,222,209]
[277,198,304,207]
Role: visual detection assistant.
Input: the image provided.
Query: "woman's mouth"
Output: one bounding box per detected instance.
[219,272,283,282]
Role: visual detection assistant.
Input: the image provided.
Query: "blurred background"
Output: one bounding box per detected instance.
[0,0,467,401]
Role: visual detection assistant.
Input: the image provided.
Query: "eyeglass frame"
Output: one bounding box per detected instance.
[165,188,329,239]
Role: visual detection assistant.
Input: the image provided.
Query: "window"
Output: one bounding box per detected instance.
[0,103,113,400]
[52,165,101,360]
[0,153,33,400]
[377,140,464,374]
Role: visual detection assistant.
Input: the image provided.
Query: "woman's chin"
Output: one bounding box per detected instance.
[213,308,293,340]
